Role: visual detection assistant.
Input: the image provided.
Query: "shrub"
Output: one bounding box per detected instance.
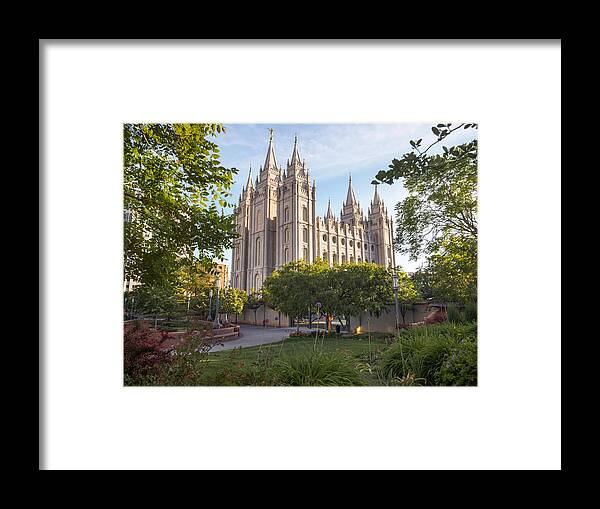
[406,321,477,342]
[124,320,174,384]
[380,336,452,384]
[379,322,477,385]
[435,340,477,386]
[447,303,477,324]
[271,351,363,386]
[446,304,464,324]
[463,302,477,323]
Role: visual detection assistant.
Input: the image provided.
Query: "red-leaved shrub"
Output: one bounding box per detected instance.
[124,321,174,378]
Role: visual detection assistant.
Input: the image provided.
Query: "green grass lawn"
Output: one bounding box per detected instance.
[211,333,391,361]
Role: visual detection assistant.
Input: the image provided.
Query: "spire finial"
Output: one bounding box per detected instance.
[269,128,274,141]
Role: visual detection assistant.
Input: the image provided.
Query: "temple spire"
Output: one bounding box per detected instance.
[263,128,278,171]
[372,182,381,205]
[345,173,358,206]
[326,198,334,219]
[246,165,253,189]
[290,133,301,167]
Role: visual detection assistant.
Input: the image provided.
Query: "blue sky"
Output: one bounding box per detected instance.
[215,123,475,273]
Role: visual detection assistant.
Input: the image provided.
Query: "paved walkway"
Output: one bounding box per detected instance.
[208,325,313,352]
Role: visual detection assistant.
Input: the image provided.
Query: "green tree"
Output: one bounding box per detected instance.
[425,236,477,304]
[331,263,395,330]
[124,123,238,288]
[176,261,216,300]
[372,123,477,260]
[263,261,397,333]
[245,290,265,325]
[219,287,248,322]
[394,269,420,324]
[133,281,178,327]
[410,267,434,301]
[372,123,478,306]
[263,260,317,332]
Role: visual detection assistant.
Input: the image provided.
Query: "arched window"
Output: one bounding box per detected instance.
[254,273,261,289]
[303,227,308,242]
[284,248,289,262]
[285,207,290,222]
[358,256,361,262]
[303,247,308,260]
[333,253,338,265]
[342,254,346,264]
[236,258,240,270]
[285,228,290,242]
[350,255,355,263]
[255,237,261,266]
[302,206,308,222]
[256,210,263,225]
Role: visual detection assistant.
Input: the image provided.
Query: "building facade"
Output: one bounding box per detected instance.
[215,263,229,290]
[230,130,396,292]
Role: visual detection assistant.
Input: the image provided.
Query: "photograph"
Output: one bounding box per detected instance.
[123,122,478,386]
[42,38,561,470]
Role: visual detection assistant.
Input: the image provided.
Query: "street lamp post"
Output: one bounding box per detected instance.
[207,289,213,321]
[213,278,222,329]
[314,301,322,332]
[392,271,400,333]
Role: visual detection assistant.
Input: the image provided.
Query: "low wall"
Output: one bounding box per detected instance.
[350,303,430,333]
[232,305,290,328]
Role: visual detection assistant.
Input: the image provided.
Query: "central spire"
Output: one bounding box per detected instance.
[372,183,381,204]
[263,128,278,171]
[289,133,301,168]
[345,173,358,207]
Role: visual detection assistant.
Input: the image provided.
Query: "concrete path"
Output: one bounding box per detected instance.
[208,325,313,352]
